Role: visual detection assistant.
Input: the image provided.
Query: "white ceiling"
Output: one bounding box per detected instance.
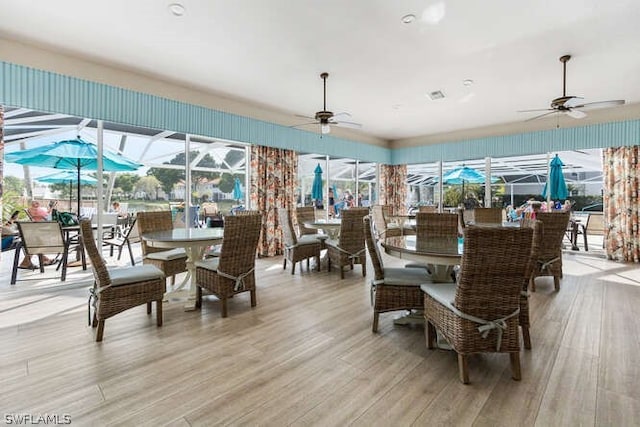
[1,0,640,141]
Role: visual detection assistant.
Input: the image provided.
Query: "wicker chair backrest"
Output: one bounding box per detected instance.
[455,226,533,320]
[338,208,369,253]
[218,211,262,277]
[473,208,503,224]
[277,208,298,246]
[296,206,317,236]
[136,211,173,255]
[79,219,111,288]
[534,212,570,259]
[363,216,385,281]
[416,212,458,239]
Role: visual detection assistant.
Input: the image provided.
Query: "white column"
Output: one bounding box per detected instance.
[485,157,491,207]
[185,134,191,230]
[96,120,104,249]
[437,161,443,212]
[244,145,251,209]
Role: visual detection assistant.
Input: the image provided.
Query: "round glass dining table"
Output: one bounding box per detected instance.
[381,235,462,283]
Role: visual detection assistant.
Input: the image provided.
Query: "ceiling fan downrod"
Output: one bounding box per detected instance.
[559,55,571,98]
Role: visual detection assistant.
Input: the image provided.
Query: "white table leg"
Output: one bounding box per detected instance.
[183,244,207,311]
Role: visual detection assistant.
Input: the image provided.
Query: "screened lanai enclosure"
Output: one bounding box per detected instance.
[3,107,605,218]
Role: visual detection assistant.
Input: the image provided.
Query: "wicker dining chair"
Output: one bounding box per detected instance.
[326,208,369,279]
[529,211,570,291]
[421,226,534,384]
[371,205,401,240]
[363,216,431,332]
[415,212,459,239]
[136,211,187,286]
[194,211,262,317]
[418,205,438,213]
[80,220,165,342]
[278,208,321,274]
[472,207,503,224]
[295,206,328,248]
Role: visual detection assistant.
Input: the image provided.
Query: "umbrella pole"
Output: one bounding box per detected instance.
[69,180,72,212]
[77,166,82,216]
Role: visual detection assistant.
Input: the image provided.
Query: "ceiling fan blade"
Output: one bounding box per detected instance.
[563,96,584,108]
[566,109,587,119]
[332,112,352,120]
[517,108,554,113]
[524,110,558,122]
[333,120,362,129]
[572,99,625,110]
[295,113,315,120]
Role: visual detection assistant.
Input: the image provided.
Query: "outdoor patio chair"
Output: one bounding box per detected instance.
[529,212,570,291]
[421,226,533,384]
[326,207,369,279]
[371,205,401,240]
[363,216,431,332]
[278,208,321,274]
[194,211,262,317]
[295,206,328,248]
[80,220,165,342]
[136,211,187,286]
[102,217,141,266]
[11,221,74,285]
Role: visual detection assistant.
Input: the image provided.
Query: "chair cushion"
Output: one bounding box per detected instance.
[145,248,186,261]
[387,223,401,229]
[195,257,220,272]
[383,267,431,286]
[296,235,323,246]
[420,283,456,311]
[108,264,164,286]
[404,262,429,270]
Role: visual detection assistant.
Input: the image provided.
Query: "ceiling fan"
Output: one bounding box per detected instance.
[293,72,362,135]
[518,55,625,121]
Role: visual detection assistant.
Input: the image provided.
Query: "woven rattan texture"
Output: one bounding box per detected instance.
[472,208,503,224]
[278,208,321,274]
[326,208,369,279]
[415,212,459,239]
[136,211,187,278]
[195,211,262,317]
[529,212,570,291]
[424,226,533,354]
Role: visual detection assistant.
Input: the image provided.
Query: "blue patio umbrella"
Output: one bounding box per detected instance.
[311,164,324,202]
[438,166,498,200]
[542,154,569,201]
[233,177,244,202]
[5,138,141,214]
[37,171,98,211]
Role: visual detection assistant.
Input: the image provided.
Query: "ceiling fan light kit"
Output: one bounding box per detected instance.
[291,72,362,136]
[518,54,625,122]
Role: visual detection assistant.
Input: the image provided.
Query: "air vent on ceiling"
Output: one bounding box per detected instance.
[428,90,445,100]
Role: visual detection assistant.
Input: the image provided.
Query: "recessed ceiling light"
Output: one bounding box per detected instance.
[463,79,474,87]
[168,3,185,16]
[401,14,416,24]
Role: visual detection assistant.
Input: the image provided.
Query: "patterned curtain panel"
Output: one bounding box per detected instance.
[250,145,298,257]
[603,146,640,262]
[379,164,407,215]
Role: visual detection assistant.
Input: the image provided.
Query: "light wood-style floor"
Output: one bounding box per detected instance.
[1,243,639,426]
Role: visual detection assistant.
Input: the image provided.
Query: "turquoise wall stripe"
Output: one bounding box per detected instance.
[0,62,390,163]
[3,61,639,166]
[392,119,640,164]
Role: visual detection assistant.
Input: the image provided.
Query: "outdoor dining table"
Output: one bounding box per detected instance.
[382,235,462,283]
[141,227,224,311]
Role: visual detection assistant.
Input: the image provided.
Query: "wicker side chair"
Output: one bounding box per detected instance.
[472,207,503,224]
[136,211,187,286]
[371,205,401,240]
[415,212,459,239]
[421,226,533,384]
[418,205,438,213]
[326,207,369,279]
[194,211,262,317]
[295,206,328,248]
[529,211,570,291]
[278,208,321,274]
[80,220,165,342]
[363,216,431,332]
